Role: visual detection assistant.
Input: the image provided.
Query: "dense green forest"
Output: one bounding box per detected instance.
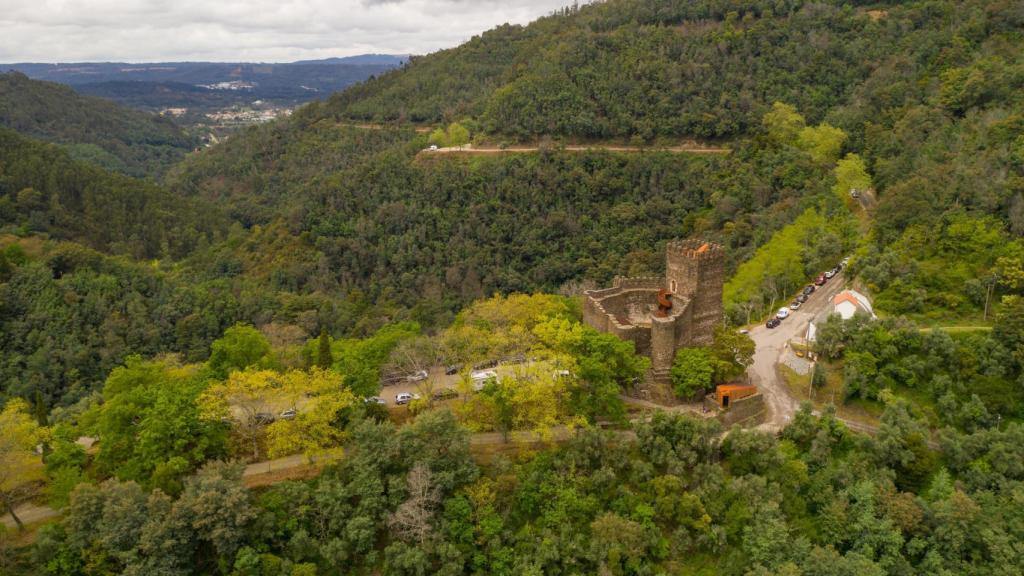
[4,300,1022,576]
[0,73,197,177]
[329,0,1023,140]
[21,406,1024,576]
[169,0,1024,322]
[0,127,225,258]
[169,120,838,308]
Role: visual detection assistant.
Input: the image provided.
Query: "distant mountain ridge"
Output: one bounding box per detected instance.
[292,54,409,66]
[2,57,406,110]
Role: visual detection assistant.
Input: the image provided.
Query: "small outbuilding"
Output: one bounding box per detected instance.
[831,289,875,320]
[715,384,758,408]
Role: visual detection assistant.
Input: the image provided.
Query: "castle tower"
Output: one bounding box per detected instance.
[664,240,724,346]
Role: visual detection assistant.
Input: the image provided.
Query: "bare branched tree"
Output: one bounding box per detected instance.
[386,337,453,406]
[387,463,440,545]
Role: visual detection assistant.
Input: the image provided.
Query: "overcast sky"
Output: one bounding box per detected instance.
[0,0,580,63]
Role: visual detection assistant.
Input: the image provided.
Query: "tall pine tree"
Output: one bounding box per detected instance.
[317,328,334,370]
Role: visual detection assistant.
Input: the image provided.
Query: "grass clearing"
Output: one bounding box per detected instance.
[244,463,324,488]
[778,363,882,428]
[918,325,993,334]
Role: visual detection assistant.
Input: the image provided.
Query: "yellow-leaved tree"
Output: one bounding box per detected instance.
[456,361,578,442]
[266,369,354,461]
[441,293,575,363]
[0,399,47,531]
[200,368,352,462]
[833,153,872,203]
[200,369,279,461]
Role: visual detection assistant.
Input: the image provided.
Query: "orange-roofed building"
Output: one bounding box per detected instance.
[831,289,874,320]
[715,384,757,408]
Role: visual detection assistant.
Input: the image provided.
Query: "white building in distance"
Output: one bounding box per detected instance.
[831,289,875,320]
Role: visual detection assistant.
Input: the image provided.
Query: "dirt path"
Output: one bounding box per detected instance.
[747,273,849,433]
[4,425,630,529]
[622,396,706,415]
[424,143,729,155]
[338,122,433,133]
[2,502,60,530]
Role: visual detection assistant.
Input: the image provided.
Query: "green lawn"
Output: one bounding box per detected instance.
[779,363,882,427]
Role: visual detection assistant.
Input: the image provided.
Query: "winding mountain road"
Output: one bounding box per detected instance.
[747,273,847,432]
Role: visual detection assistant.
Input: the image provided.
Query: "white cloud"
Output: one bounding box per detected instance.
[0,0,580,62]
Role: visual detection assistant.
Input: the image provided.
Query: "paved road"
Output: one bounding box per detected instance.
[747,273,847,432]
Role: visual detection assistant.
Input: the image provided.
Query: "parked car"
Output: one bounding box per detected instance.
[796,294,808,304]
[789,301,801,311]
[364,396,386,405]
[824,269,836,279]
[444,364,463,375]
[395,392,421,405]
[766,318,781,329]
[407,370,428,382]
[776,307,790,320]
[279,408,297,420]
[470,369,498,381]
[429,144,439,151]
[471,370,498,391]
[814,274,827,286]
[803,285,816,296]
[255,412,275,425]
[432,387,459,401]
[739,329,750,335]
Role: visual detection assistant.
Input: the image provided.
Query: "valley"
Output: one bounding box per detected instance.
[2,0,1024,575]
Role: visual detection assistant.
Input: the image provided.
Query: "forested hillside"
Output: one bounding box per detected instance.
[3,1,1024,575]
[329,0,1023,140]
[0,72,196,177]
[169,117,844,316]
[5,0,1023,411]
[0,127,224,258]
[172,0,1024,323]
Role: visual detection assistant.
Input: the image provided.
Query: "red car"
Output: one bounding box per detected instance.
[814,274,827,286]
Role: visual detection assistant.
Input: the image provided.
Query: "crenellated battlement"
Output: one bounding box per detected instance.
[611,276,664,290]
[666,239,725,263]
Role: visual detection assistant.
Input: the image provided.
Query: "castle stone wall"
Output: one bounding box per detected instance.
[612,276,664,290]
[672,298,695,349]
[583,239,725,406]
[610,322,651,356]
[716,393,765,427]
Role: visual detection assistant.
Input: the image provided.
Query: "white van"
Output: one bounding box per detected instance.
[471,370,498,391]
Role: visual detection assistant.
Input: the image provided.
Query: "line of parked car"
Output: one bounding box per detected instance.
[367,354,563,407]
[252,408,298,424]
[766,257,849,329]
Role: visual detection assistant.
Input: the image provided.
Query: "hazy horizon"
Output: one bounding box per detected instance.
[0,54,407,65]
[0,0,582,63]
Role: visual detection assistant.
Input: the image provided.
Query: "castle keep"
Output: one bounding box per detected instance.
[583,240,725,403]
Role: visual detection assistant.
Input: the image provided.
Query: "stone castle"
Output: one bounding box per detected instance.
[583,239,725,403]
